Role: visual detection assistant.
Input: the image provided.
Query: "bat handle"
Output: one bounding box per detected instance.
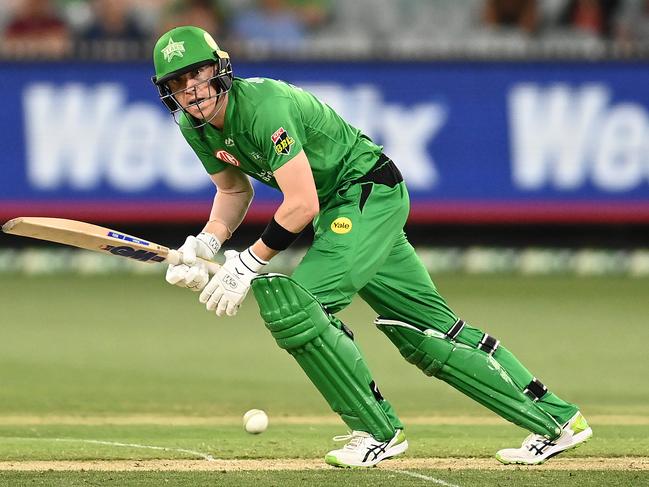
[166,249,221,275]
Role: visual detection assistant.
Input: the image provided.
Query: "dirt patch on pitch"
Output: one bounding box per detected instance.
[385,457,649,471]
[0,457,647,472]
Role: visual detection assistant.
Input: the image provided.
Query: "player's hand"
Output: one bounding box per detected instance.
[199,248,267,316]
[165,232,221,292]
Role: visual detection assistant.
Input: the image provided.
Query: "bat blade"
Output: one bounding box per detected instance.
[2,217,220,273]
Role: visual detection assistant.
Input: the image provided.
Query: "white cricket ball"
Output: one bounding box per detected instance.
[243,409,268,434]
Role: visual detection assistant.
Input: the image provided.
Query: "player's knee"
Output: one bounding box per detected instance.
[251,274,335,350]
[375,317,455,376]
[375,317,503,376]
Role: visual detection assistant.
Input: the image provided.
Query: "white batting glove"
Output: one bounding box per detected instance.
[199,247,267,316]
[165,232,221,292]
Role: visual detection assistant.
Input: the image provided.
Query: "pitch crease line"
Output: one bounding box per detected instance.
[12,438,216,462]
[55,439,216,461]
[391,469,461,487]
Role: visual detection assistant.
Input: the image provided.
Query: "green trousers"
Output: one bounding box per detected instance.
[291,179,579,428]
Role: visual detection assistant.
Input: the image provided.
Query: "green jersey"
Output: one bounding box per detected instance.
[179,77,382,204]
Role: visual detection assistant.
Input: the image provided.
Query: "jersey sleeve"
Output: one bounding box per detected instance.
[250,96,305,172]
[180,125,228,175]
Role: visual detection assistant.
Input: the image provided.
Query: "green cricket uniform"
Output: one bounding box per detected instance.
[179,77,380,203]
[180,76,579,433]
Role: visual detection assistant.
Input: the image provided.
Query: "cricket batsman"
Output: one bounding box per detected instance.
[152,26,592,467]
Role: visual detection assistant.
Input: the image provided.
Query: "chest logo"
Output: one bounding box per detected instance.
[271,127,295,156]
[215,150,240,166]
[331,217,352,234]
[225,137,234,146]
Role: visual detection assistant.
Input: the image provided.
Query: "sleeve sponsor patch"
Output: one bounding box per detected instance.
[215,149,240,166]
[271,127,295,155]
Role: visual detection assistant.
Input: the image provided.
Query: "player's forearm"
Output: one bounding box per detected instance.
[203,188,254,243]
[275,198,319,233]
[250,198,318,262]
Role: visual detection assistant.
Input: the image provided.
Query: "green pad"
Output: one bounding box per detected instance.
[376,319,562,439]
[252,274,396,441]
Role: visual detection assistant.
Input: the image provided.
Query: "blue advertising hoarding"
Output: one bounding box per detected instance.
[1,61,649,223]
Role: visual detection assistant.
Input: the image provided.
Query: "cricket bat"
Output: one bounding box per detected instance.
[1,217,221,274]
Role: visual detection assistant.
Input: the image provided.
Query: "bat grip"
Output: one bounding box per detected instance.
[166,249,221,275]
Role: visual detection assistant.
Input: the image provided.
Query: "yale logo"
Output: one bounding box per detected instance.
[331,217,352,234]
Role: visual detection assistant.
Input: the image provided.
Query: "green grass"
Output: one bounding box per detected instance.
[1,470,648,487]
[1,274,647,417]
[0,424,647,461]
[1,274,648,486]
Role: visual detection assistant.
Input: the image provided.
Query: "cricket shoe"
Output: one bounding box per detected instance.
[495,411,592,465]
[325,429,408,468]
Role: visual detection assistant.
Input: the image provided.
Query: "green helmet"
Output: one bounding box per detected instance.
[151,26,233,126]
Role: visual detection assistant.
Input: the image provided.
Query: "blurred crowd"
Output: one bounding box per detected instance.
[2,0,649,58]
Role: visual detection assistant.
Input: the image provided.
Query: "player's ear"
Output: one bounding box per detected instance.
[213,51,233,92]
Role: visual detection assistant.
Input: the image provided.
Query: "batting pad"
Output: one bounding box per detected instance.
[375,318,562,439]
[252,274,396,441]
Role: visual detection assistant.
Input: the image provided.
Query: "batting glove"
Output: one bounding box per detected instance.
[166,232,221,292]
[199,247,267,316]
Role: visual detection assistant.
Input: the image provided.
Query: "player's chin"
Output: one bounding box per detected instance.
[186,99,217,120]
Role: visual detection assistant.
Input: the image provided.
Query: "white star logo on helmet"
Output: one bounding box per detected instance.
[161,37,185,62]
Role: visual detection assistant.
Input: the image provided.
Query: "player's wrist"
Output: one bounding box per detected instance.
[239,246,268,273]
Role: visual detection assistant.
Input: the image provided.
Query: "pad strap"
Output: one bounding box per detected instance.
[478,333,500,355]
[524,378,548,401]
[445,319,465,340]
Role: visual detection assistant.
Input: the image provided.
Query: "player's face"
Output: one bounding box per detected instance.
[167,64,219,119]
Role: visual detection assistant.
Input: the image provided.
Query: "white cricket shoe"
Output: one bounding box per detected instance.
[496,411,592,465]
[325,429,408,468]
